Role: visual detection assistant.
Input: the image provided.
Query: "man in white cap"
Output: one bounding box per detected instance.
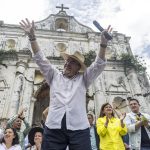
[20,18,111,150]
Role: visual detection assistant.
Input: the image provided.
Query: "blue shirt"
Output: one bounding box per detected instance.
[90,126,98,150]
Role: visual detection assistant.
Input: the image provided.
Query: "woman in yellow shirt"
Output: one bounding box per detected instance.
[96,103,127,150]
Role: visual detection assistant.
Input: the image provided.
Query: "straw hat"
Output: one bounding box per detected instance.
[60,51,86,72]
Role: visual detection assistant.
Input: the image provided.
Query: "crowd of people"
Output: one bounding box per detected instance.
[88,99,150,150]
[0,18,149,150]
[0,98,149,150]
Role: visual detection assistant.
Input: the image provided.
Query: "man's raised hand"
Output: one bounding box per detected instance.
[101,25,113,45]
[19,18,35,40]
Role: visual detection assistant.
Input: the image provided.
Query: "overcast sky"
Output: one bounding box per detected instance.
[0,0,150,77]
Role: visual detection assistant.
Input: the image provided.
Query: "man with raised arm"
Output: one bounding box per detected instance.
[7,108,31,149]
[20,18,111,150]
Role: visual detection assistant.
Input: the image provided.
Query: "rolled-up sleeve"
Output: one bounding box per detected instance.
[83,56,106,88]
[34,51,56,85]
[96,118,107,137]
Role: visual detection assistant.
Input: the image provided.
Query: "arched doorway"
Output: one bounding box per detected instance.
[32,82,50,126]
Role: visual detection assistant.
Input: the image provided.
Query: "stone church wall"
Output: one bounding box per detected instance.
[0,8,149,127]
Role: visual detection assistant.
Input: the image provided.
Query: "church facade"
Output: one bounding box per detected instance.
[0,5,150,126]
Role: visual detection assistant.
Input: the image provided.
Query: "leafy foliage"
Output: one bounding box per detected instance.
[0,50,18,67]
[84,50,96,67]
[120,53,146,74]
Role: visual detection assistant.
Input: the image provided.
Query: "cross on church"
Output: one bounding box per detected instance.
[56,4,69,12]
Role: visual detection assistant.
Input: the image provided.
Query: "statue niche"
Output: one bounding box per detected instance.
[55,18,68,31]
[33,82,50,126]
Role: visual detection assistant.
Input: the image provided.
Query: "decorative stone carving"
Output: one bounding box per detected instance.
[6,39,16,50]
[0,67,8,88]
[55,42,67,52]
[107,76,128,92]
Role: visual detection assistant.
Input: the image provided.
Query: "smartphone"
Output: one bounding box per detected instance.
[93,20,112,40]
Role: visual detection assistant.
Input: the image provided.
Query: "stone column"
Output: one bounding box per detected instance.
[28,97,36,125]
[93,76,106,119]
[0,66,10,118]
[8,61,27,118]
[127,69,148,113]
[21,69,35,122]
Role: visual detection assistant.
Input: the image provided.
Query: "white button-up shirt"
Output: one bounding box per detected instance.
[0,143,22,150]
[34,51,106,130]
[124,112,150,150]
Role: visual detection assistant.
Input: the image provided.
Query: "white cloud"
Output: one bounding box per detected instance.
[0,0,49,23]
[0,0,150,76]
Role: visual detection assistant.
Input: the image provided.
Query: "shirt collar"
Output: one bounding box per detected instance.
[130,111,141,116]
[103,116,114,120]
[2,143,17,148]
[62,72,80,80]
